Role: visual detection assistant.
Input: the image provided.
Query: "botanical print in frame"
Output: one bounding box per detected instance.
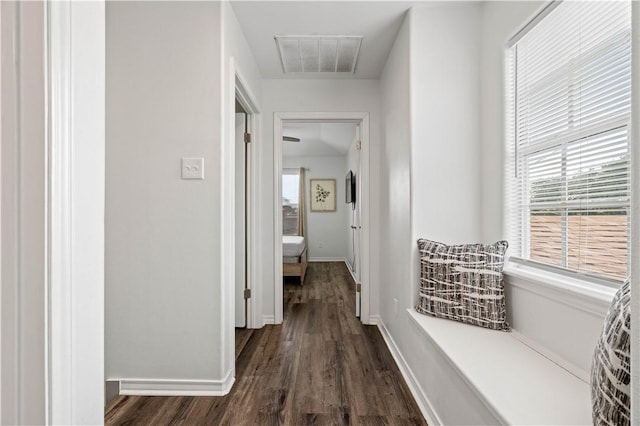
[310,179,336,212]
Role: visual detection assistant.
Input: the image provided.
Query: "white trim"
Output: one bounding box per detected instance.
[359,114,371,324]
[47,2,105,424]
[510,330,589,383]
[376,317,441,426]
[630,2,640,422]
[507,1,561,47]
[247,112,262,330]
[274,112,371,325]
[118,371,235,397]
[0,1,3,422]
[221,33,262,382]
[504,263,615,317]
[308,257,347,263]
[47,1,73,423]
[220,13,234,391]
[234,70,261,330]
[273,115,284,324]
[0,2,3,419]
[262,315,276,325]
[367,314,380,326]
[345,260,357,285]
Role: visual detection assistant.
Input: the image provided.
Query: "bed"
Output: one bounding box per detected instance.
[283,235,308,285]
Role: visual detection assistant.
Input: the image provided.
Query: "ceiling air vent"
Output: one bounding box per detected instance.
[275,35,363,74]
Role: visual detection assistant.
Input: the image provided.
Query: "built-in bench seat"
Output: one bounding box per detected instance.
[407,309,592,425]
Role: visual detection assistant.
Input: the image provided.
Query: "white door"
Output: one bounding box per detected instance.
[353,126,362,317]
[235,112,246,327]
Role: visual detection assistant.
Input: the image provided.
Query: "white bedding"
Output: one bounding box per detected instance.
[283,235,305,258]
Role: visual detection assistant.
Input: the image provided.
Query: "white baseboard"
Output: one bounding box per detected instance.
[376,318,442,426]
[118,370,235,396]
[248,317,264,330]
[263,314,276,325]
[308,257,347,262]
[368,314,380,326]
[345,261,358,283]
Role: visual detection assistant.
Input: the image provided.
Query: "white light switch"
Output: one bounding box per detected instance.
[182,157,204,180]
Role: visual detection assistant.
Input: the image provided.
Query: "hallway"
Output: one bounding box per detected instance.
[105,262,426,425]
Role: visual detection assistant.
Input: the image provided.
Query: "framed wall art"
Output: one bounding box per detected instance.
[310,179,336,212]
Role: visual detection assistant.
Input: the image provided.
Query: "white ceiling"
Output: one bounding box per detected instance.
[231,1,434,79]
[283,122,357,157]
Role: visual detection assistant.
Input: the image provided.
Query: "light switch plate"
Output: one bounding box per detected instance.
[182,157,204,180]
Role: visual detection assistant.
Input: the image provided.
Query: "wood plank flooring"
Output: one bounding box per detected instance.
[105,262,426,425]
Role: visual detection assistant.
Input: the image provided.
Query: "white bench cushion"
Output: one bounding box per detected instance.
[408,309,591,425]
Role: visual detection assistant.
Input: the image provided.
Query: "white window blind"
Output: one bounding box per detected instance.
[506,0,632,283]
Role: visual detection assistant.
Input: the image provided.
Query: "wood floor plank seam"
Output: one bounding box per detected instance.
[106,262,426,425]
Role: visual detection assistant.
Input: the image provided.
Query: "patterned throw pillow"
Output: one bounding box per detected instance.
[416,238,510,331]
[591,279,630,426]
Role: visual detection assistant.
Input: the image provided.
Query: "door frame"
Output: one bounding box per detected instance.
[46,1,105,424]
[222,60,262,382]
[351,127,362,317]
[234,72,259,330]
[273,112,371,324]
[222,59,261,379]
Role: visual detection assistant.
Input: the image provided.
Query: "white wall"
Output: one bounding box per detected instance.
[408,2,484,337]
[375,3,614,423]
[283,156,349,260]
[377,5,498,424]
[379,1,484,378]
[378,6,412,342]
[1,3,47,423]
[106,1,225,382]
[1,4,21,421]
[410,5,482,246]
[222,2,262,103]
[260,79,381,323]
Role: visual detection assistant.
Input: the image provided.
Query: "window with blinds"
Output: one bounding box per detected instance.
[505,0,632,283]
[283,171,300,236]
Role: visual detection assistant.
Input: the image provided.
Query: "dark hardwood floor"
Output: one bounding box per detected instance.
[105,262,426,425]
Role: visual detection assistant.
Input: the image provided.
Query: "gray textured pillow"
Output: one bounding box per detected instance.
[416,238,510,331]
[591,279,630,426]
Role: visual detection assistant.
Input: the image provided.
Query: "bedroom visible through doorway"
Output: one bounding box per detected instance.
[274,113,370,324]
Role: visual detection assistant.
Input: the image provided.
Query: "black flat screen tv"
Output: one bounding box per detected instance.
[345,170,356,204]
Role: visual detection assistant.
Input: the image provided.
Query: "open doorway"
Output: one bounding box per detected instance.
[281,122,361,311]
[235,99,249,329]
[273,112,371,325]
[232,77,259,361]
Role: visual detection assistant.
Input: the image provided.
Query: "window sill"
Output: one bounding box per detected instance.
[503,262,616,317]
